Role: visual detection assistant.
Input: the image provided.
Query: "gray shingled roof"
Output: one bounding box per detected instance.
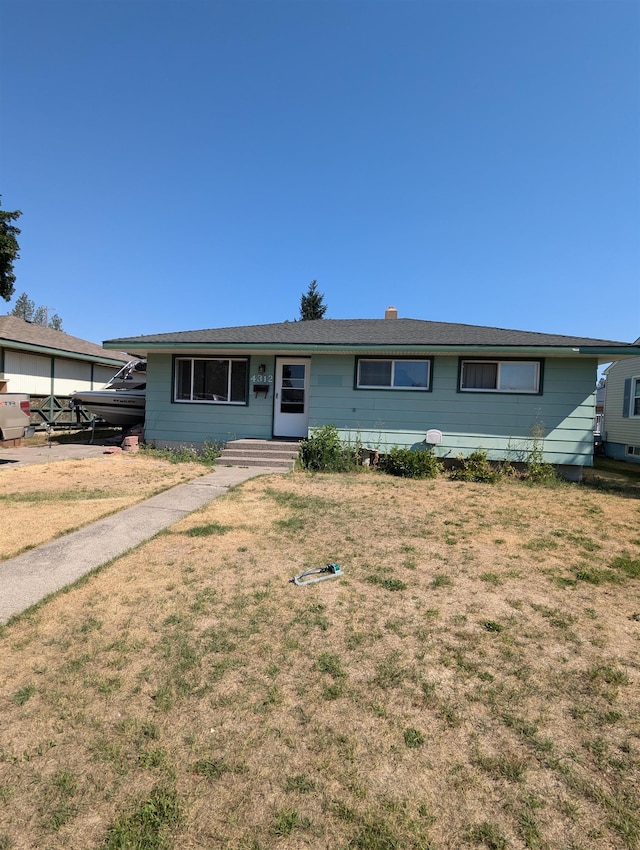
[0,316,130,362]
[104,318,633,348]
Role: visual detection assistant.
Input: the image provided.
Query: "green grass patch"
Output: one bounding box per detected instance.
[373,651,409,689]
[12,684,36,706]
[0,488,117,503]
[431,574,453,589]
[101,785,180,849]
[316,652,346,679]
[610,555,640,579]
[480,572,504,587]
[272,808,312,836]
[366,571,407,592]
[283,774,316,793]
[192,758,231,780]
[183,522,232,537]
[474,751,527,782]
[403,727,425,749]
[274,516,306,532]
[468,820,508,849]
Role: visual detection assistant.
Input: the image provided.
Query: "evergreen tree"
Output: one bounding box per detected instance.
[10,292,64,330]
[0,199,21,302]
[299,280,327,321]
[11,292,34,321]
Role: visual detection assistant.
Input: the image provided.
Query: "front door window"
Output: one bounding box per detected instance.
[274,359,310,438]
[280,364,305,414]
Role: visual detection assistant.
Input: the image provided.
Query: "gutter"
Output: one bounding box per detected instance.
[102,341,640,359]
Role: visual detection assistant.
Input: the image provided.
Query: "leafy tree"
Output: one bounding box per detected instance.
[299,279,327,321]
[10,292,63,330]
[0,199,22,302]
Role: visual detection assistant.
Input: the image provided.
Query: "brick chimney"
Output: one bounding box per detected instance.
[384,306,398,320]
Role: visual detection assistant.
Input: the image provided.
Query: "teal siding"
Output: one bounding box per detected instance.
[144,351,597,467]
[308,355,597,467]
[144,354,276,445]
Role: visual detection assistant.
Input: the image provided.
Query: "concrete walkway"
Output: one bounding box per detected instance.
[0,464,286,624]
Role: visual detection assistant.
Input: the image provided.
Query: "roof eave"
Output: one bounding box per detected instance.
[2,338,130,365]
[103,341,640,360]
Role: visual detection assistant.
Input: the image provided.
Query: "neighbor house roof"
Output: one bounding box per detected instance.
[103,317,640,361]
[1,316,131,365]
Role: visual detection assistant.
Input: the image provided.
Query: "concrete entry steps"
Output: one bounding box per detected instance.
[218,438,301,470]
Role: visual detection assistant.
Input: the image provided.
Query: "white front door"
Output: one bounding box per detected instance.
[273,358,310,438]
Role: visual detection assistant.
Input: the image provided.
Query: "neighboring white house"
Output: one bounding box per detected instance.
[0,316,130,427]
[602,347,640,463]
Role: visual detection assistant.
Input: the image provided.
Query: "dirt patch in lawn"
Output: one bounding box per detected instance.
[0,455,210,560]
[0,471,639,849]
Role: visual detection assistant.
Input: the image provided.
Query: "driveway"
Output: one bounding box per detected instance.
[0,442,114,467]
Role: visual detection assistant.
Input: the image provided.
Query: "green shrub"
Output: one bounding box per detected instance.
[140,439,222,465]
[298,425,360,472]
[381,446,440,479]
[450,450,502,483]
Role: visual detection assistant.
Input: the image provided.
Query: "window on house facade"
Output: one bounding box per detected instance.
[174,357,248,403]
[459,360,541,393]
[632,378,640,417]
[356,358,431,390]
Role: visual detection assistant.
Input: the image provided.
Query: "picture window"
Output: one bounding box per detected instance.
[174,358,248,403]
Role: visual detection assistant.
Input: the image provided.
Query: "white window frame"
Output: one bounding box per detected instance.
[356,358,432,391]
[459,359,541,394]
[631,377,640,418]
[174,357,248,404]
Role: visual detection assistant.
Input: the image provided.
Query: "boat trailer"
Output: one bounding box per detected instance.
[290,563,343,586]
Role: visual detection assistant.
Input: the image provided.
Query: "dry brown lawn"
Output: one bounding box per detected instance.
[0,455,209,560]
[0,468,639,850]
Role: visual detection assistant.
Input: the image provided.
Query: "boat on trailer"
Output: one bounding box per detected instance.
[71,360,146,426]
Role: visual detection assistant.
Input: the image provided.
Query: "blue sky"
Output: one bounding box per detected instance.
[1,0,638,346]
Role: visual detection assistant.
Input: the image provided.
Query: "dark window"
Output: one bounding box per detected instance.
[174,358,248,403]
[460,360,540,393]
[461,362,497,389]
[357,359,430,390]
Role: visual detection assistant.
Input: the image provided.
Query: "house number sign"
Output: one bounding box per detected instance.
[251,373,273,384]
